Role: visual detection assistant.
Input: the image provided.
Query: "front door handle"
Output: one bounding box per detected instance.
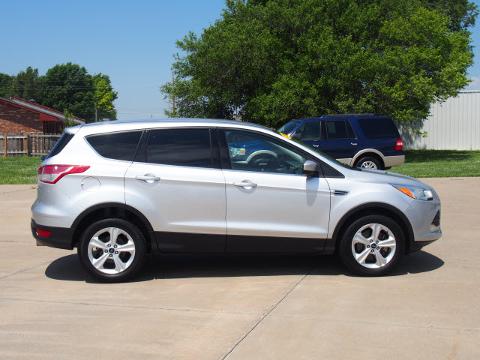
[312,144,320,148]
[135,174,160,184]
[351,142,358,146]
[233,180,257,190]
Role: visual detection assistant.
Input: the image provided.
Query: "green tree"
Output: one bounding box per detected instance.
[0,73,13,97]
[92,74,118,120]
[162,0,477,127]
[41,63,95,121]
[10,67,41,101]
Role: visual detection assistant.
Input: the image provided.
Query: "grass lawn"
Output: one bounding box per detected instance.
[393,150,480,178]
[0,156,41,184]
[0,151,479,184]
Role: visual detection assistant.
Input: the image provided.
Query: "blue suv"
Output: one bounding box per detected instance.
[278,114,405,170]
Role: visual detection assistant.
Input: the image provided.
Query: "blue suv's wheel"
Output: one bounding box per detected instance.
[355,156,383,170]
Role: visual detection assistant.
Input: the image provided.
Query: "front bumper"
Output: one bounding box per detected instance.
[31,220,74,250]
[404,197,442,252]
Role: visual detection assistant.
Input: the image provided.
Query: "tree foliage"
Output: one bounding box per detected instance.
[0,63,118,122]
[93,74,118,120]
[11,67,42,101]
[41,63,96,121]
[162,0,477,127]
[0,73,12,97]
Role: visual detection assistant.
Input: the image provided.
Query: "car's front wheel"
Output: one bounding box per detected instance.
[338,215,404,276]
[78,218,146,282]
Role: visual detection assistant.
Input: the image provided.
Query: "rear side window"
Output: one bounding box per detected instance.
[325,121,354,139]
[87,131,142,161]
[145,128,213,168]
[46,132,74,159]
[359,117,399,139]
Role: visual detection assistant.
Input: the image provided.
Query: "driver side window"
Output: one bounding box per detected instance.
[224,129,306,175]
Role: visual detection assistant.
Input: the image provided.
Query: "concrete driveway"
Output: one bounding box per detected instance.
[0,178,479,360]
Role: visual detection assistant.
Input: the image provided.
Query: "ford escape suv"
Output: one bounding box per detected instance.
[32,119,441,282]
[279,114,405,170]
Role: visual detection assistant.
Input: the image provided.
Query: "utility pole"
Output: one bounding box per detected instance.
[171,72,177,116]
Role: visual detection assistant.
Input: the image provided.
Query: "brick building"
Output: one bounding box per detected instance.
[0,97,84,134]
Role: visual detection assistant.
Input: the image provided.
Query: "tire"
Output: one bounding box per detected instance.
[355,156,382,170]
[338,215,404,276]
[78,218,146,282]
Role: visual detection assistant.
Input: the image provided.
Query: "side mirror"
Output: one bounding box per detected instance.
[303,160,320,177]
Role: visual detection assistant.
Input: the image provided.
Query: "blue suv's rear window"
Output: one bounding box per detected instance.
[358,118,399,139]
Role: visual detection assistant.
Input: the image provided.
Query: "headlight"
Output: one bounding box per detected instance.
[392,184,433,201]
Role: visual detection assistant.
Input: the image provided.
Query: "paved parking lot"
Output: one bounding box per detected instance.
[0,178,479,360]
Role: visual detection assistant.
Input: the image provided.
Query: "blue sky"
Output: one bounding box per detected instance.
[1,0,480,120]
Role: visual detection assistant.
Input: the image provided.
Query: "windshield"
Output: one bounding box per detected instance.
[278,120,301,134]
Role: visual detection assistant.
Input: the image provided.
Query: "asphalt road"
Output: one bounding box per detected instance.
[0,178,479,360]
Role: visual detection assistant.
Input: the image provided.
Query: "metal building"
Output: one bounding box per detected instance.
[403,90,480,150]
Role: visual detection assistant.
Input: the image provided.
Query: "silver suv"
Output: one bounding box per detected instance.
[32,119,441,282]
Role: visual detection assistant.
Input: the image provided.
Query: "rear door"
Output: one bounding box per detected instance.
[124,127,226,252]
[319,119,357,162]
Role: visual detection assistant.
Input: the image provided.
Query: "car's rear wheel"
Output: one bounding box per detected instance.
[338,215,404,276]
[78,218,146,282]
[356,156,382,170]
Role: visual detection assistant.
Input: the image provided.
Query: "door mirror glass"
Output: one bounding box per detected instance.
[303,160,319,177]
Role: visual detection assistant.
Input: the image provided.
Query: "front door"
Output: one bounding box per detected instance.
[220,129,331,252]
[125,127,226,252]
[296,119,323,150]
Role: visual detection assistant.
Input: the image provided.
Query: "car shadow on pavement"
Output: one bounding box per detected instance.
[44,250,444,283]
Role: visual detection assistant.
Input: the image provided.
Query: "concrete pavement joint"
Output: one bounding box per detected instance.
[0,260,52,281]
[219,271,311,360]
[0,187,36,196]
[266,314,480,333]
[0,296,259,317]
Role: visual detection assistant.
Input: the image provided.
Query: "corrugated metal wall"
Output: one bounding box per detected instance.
[403,91,480,150]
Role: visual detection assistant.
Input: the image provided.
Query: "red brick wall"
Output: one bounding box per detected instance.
[0,102,43,134]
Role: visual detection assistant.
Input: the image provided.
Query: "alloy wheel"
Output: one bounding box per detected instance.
[360,160,378,169]
[87,227,136,275]
[351,223,396,269]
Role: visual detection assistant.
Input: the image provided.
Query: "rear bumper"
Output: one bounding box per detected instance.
[384,154,405,167]
[31,220,74,250]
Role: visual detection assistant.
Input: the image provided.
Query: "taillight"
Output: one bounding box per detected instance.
[37,165,90,184]
[394,137,404,151]
[36,228,52,238]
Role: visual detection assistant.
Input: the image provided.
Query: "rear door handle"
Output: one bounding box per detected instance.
[233,180,257,190]
[312,144,320,148]
[135,174,160,184]
[351,142,358,146]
